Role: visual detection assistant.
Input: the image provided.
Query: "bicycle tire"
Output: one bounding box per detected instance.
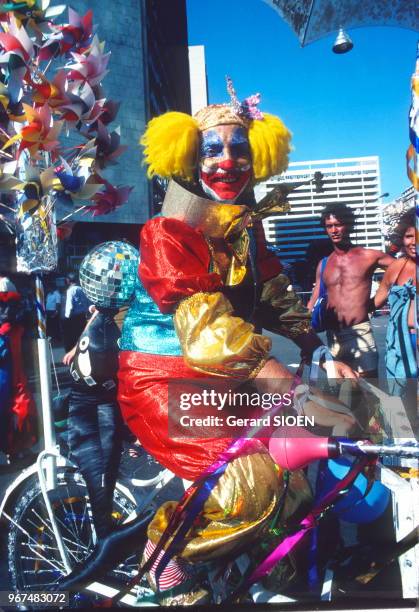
[7,468,146,597]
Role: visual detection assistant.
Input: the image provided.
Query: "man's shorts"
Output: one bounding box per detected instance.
[326,320,378,374]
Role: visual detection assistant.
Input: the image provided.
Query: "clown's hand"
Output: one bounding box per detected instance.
[303,396,356,435]
[298,386,358,436]
[324,359,359,380]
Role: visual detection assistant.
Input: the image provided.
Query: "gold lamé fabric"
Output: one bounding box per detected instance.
[206,230,250,287]
[147,442,313,563]
[260,273,313,339]
[174,291,271,379]
[194,104,250,132]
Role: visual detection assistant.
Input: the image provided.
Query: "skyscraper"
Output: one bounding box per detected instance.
[255,156,385,264]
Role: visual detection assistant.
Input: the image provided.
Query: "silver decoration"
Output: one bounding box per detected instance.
[263,0,418,46]
[79,241,139,308]
[15,195,58,274]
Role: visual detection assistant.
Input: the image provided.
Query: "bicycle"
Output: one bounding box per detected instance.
[1,439,176,607]
[1,343,418,607]
[1,423,418,607]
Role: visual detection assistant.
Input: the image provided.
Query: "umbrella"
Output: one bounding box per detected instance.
[263,0,418,46]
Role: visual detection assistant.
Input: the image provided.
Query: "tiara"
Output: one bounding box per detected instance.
[194,76,264,131]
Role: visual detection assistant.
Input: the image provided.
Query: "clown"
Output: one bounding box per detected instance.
[57,82,356,600]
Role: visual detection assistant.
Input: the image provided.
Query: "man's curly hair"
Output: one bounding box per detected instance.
[320,203,356,233]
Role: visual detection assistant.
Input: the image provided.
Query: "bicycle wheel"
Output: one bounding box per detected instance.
[7,467,142,594]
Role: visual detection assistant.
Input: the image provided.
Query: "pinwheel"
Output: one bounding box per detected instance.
[2,103,63,157]
[58,81,105,127]
[0,15,34,103]
[65,36,110,88]
[93,98,120,126]
[0,1,66,41]
[39,7,93,60]
[31,69,69,110]
[0,14,34,62]
[0,81,25,125]
[84,179,132,217]
[53,155,102,207]
[93,121,127,169]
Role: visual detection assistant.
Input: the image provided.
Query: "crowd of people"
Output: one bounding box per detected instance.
[0,90,416,604]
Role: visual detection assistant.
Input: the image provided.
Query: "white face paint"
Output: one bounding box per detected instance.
[198,124,252,203]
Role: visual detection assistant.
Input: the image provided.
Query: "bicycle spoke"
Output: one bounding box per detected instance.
[8,469,146,595]
[22,541,60,553]
[65,486,83,541]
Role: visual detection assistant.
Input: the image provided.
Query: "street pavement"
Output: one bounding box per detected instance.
[0,315,391,592]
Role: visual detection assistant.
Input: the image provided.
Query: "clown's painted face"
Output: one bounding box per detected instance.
[199,124,252,202]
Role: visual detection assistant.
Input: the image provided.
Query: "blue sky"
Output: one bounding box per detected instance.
[186,0,418,202]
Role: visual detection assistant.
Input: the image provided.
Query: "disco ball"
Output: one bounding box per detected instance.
[79,241,139,308]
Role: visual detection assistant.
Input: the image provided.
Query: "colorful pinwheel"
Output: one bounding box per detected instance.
[31,69,69,110]
[39,7,93,60]
[0,15,34,103]
[85,179,132,217]
[93,121,127,169]
[65,36,110,88]
[2,103,63,157]
[0,2,132,275]
[53,155,102,207]
[58,81,105,127]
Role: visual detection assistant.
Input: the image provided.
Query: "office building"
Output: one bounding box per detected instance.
[255,156,385,264]
[54,0,191,270]
[189,45,208,115]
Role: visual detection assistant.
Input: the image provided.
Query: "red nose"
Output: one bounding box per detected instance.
[218,159,235,170]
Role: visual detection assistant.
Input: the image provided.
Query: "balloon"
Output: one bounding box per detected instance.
[316,457,390,523]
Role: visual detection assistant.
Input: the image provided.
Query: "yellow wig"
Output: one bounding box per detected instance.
[248,113,292,182]
[140,112,199,181]
[140,109,291,183]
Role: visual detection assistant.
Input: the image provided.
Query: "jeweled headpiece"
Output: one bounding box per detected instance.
[194,76,264,132]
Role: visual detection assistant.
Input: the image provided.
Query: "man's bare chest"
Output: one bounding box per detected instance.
[324,254,372,289]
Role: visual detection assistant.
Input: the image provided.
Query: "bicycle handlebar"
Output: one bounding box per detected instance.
[269,428,419,470]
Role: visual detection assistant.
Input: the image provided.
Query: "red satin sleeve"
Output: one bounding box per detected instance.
[253,220,283,282]
[139,217,223,314]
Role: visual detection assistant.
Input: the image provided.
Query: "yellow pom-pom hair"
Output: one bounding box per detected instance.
[140,112,200,181]
[248,113,292,182]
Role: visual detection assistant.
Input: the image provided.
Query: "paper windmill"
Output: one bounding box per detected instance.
[39,7,93,60]
[3,103,63,157]
[59,81,105,127]
[93,121,127,169]
[0,3,133,275]
[0,15,34,103]
[65,36,110,88]
[31,69,69,110]
[85,178,132,216]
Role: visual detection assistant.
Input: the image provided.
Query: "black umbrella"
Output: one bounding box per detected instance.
[263,0,418,46]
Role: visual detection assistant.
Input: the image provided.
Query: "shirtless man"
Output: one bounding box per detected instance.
[308,203,394,376]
